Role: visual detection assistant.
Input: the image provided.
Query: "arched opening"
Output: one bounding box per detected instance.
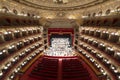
[98,11,102,16]
[92,13,96,17]
[88,13,91,17]
[116,6,120,13]
[105,9,111,15]
[2,6,9,13]
[13,9,18,15]
[27,13,31,17]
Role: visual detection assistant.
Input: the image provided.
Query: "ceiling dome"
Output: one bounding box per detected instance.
[13,0,108,11]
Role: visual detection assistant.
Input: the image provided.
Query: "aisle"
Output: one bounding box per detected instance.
[58,59,62,80]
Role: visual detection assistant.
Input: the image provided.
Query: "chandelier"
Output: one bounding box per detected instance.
[53,0,68,4]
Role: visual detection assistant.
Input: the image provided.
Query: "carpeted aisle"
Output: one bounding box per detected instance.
[58,59,62,80]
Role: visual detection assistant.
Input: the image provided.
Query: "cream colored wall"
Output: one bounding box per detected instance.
[1,0,120,18]
[0,0,120,26]
[82,0,120,17]
[0,0,39,16]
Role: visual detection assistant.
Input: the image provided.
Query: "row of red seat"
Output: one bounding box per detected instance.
[29,57,92,80]
[62,59,91,80]
[29,57,59,80]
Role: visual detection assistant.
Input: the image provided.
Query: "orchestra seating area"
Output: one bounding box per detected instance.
[29,57,59,80]
[62,59,91,80]
[27,56,93,80]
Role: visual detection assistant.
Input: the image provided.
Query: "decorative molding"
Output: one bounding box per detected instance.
[56,12,65,17]
[12,0,109,11]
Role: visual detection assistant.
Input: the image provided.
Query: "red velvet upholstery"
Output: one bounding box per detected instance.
[28,56,92,80]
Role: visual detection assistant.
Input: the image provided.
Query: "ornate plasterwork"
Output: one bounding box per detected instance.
[12,0,109,11]
[56,12,66,17]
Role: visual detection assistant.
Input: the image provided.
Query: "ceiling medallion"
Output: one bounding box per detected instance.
[56,12,65,17]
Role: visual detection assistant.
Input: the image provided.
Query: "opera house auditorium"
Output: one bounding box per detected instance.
[0,0,120,80]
